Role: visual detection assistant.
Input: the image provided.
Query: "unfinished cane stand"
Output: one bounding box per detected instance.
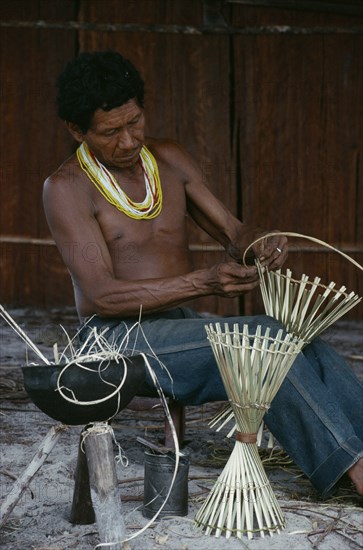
[194,323,304,540]
[0,357,146,549]
[257,263,362,344]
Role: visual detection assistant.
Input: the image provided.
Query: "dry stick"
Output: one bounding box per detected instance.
[0,469,34,499]
[312,508,343,549]
[0,424,67,527]
[0,469,18,481]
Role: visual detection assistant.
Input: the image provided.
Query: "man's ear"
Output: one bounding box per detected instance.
[65,121,84,143]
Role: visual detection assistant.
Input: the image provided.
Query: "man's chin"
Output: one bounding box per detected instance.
[114,152,141,168]
[106,157,138,170]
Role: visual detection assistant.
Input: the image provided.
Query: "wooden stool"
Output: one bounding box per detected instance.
[0,403,186,544]
[70,398,185,532]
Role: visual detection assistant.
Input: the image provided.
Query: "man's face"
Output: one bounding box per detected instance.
[82,98,145,169]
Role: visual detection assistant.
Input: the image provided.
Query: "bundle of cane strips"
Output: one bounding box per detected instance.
[195,323,304,540]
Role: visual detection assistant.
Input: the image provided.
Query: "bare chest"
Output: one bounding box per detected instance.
[92,172,188,249]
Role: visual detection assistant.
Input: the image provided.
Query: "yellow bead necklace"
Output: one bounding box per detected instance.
[76,142,162,219]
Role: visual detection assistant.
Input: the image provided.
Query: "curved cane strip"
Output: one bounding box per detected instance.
[242,231,363,271]
[56,356,128,407]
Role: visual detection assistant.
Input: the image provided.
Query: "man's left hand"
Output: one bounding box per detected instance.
[253,231,288,270]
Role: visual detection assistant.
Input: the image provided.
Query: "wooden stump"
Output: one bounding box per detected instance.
[70,432,95,525]
[164,398,185,449]
[83,423,126,549]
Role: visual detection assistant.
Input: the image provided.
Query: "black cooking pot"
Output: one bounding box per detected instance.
[22,356,146,425]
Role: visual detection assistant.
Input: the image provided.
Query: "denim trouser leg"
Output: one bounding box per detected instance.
[89,310,277,405]
[80,309,363,497]
[265,337,363,497]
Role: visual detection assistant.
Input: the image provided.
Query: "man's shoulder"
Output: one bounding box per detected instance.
[43,153,94,218]
[145,137,196,175]
[145,137,184,157]
[44,154,82,189]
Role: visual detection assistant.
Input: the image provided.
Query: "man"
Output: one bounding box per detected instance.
[44,51,362,498]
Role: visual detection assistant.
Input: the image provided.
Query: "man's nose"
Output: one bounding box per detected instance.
[117,129,134,149]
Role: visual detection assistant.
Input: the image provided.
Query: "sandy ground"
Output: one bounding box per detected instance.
[0,308,362,550]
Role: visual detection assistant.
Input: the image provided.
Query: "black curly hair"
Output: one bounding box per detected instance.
[56,51,145,133]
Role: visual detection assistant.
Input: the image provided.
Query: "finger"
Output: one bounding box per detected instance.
[235,265,259,281]
[265,247,288,270]
[259,235,288,262]
[264,238,286,255]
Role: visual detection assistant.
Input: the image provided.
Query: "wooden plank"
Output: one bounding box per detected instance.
[0,0,78,19]
[229,0,363,25]
[0,243,74,306]
[227,0,363,18]
[78,0,203,25]
[2,20,363,35]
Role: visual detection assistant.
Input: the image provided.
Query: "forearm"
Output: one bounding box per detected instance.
[82,270,213,318]
[79,261,260,318]
[187,197,263,262]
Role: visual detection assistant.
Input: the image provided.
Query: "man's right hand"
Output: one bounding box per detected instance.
[206,262,260,298]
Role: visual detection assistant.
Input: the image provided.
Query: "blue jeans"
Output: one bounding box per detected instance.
[79,308,363,497]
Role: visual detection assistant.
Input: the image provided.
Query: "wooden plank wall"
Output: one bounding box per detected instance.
[0,0,77,307]
[0,0,362,318]
[232,3,363,315]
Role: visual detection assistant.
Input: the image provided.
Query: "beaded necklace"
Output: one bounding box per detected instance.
[76,142,162,219]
